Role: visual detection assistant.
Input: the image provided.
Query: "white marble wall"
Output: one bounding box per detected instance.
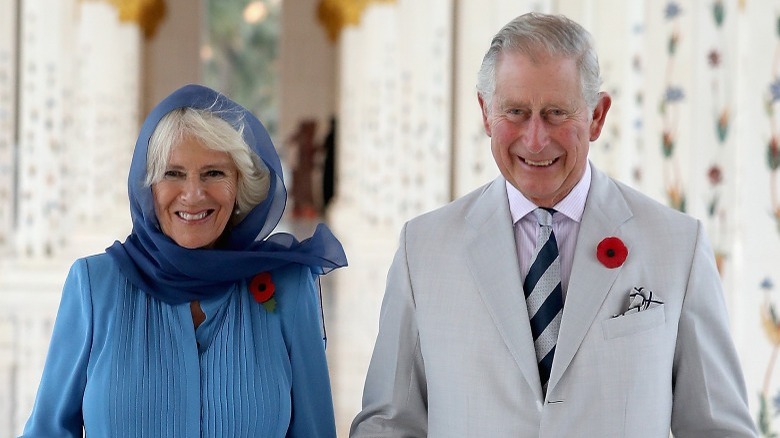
[0,0,16,257]
[560,2,777,431]
[15,0,77,259]
[0,1,139,435]
[328,0,457,432]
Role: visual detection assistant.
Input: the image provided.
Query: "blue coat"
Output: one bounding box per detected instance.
[22,253,336,437]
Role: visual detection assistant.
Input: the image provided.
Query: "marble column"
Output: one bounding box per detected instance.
[0,1,141,434]
[328,0,453,433]
[0,0,17,257]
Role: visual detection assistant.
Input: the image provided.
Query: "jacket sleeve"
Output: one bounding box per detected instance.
[350,223,428,437]
[284,267,337,438]
[670,223,758,437]
[21,259,93,437]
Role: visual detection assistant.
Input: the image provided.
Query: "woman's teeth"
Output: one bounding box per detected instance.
[178,211,209,220]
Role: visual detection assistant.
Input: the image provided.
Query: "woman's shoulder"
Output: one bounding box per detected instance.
[65,252,128,306]
[69,253,125,285]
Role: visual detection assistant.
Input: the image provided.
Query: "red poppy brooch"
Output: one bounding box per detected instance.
[596,237,628,268]
[250,272,276,312]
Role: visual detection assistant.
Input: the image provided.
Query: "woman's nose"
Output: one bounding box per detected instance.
[180,177,205,201]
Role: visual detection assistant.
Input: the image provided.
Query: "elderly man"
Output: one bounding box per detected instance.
[351,12,756,438]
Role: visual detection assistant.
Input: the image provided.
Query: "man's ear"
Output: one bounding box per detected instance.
[589,92,612,141]
[478,93,492,137]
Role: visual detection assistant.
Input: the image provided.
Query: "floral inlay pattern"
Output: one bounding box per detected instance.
[660,1,686,212]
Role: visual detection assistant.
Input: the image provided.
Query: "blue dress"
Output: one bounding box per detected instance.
[21,253,337,437]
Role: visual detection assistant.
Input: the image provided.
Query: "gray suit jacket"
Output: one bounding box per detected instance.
[351,165,757,437]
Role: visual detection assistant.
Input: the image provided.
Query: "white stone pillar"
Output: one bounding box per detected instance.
[1,1,143,434]
[15,0,78,259]
[0,264,63,435]
[329,0,453,433]
[0,0,17,256]
[66,1,137,255]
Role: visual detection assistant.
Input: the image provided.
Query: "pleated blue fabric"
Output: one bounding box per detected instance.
[22,254,336,437]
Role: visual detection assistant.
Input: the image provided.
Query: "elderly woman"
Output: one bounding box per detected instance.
[21,85,347,437]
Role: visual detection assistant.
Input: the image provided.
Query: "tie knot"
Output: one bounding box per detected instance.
[533,208,555,227]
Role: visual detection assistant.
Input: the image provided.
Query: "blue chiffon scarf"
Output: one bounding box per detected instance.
[106,84,347,304]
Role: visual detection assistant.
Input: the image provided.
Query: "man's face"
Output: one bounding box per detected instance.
[479,51,610,207]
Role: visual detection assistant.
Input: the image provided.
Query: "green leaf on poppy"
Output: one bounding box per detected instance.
[262,297,277,313]
[757,393,777,437]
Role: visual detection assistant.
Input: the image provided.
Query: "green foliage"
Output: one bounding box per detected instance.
[768,139,780,171]
[203,0,281,136]
[777,16,780,39]
[668,34,678,56]
[758,393,778,437]
[713,1,725,27]
[716,118,728,143]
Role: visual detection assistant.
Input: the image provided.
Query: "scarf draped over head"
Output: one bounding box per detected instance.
[106,84,347,304]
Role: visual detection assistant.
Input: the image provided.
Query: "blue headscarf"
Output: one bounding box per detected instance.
[106,84,347,304]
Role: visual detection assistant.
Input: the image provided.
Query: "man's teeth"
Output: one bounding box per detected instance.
[525,158,555,167]
[179,211,208,220]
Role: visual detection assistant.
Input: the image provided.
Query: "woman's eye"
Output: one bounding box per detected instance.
[163,170,184,179]
[204,169,225,178]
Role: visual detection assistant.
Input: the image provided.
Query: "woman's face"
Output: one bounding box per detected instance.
[152,136,239,249]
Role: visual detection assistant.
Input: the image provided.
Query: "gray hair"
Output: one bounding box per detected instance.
[476,12,602,112]
[145,107,270,220]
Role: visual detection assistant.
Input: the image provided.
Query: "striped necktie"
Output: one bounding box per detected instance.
[523,208,563,395]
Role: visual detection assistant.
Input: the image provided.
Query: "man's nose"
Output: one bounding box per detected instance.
[522,114,550,153]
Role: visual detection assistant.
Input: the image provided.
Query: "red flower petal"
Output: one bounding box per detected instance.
[250,272,276,304]
[597,237,628,268]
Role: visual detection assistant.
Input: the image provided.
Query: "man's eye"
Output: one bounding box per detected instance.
[546,109,567,122]
[507,109,528,119]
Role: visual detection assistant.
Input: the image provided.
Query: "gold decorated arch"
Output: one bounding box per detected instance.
[82,0,167,39]
[317,0,396,42]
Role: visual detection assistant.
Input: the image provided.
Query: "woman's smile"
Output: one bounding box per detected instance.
[153,136,239,249]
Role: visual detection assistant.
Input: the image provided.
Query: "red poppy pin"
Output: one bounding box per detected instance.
[597,237,628,269]
[250,272,276,312]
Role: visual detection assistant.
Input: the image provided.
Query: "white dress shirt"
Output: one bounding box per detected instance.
[507,162,591,299]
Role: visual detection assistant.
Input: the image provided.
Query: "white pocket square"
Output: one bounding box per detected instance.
[614,287,663,318]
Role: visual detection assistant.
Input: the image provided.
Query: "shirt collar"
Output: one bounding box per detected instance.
[507,161,592,224]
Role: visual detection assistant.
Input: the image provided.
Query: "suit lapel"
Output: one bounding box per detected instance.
[547,165,633,392]
[464,177,544,402]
